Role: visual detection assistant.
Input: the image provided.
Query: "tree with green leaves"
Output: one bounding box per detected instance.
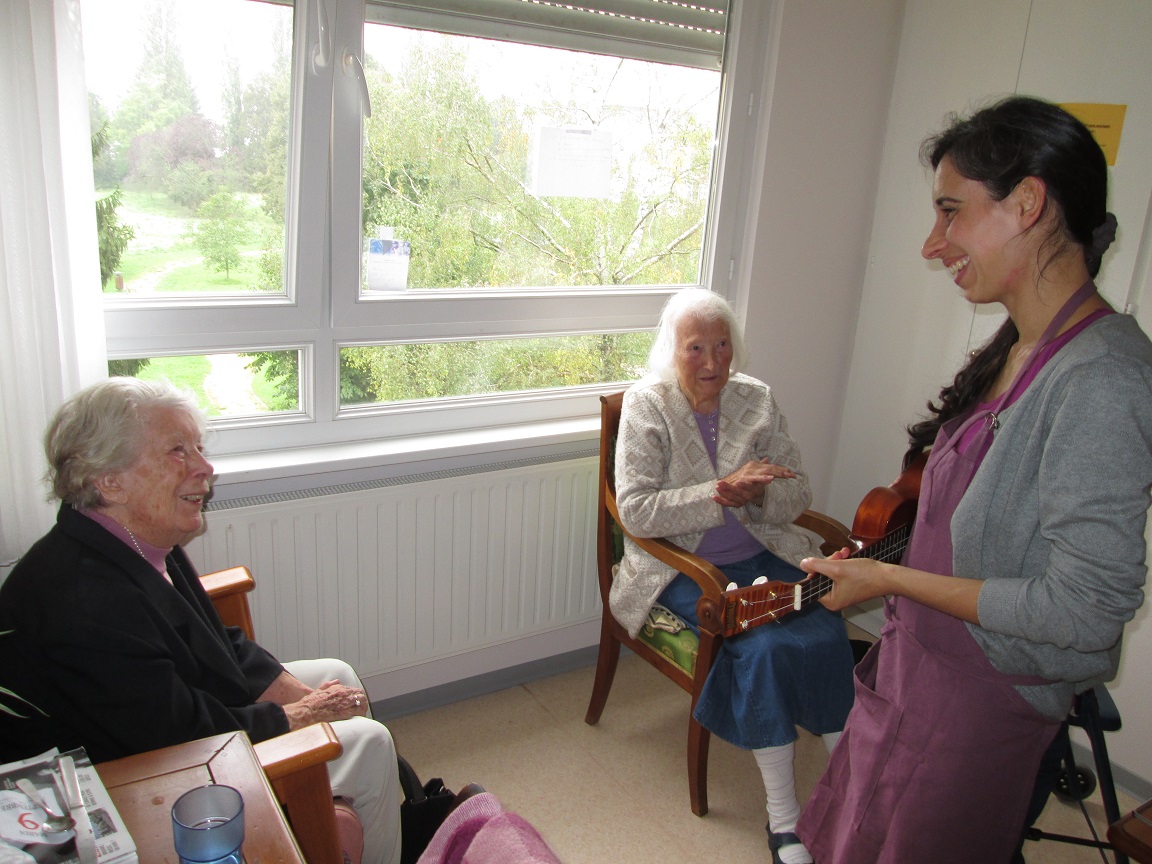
[165,161,216,211]
[252,36,704,407]
[231,20,292,215]
[92,120,135,291]
[190,191,253,279]
[111,1,204,190]
[339,333,652,406]
[361,41,502,289]
[360,43,711,294]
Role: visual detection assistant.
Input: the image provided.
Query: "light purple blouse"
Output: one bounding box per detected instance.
[690,405,765,565]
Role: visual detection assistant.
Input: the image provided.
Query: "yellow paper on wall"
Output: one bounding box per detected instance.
[1061,103,1127,166]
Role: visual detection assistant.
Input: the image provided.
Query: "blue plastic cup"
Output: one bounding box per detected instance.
[171,784,245,864]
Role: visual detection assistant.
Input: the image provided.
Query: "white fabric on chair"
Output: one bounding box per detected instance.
[285,658,403,864]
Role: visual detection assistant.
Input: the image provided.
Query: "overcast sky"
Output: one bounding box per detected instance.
[80,0,720,127]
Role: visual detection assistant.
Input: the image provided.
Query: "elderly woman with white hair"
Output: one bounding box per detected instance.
[611,288,854,864]
[0,377,402,864]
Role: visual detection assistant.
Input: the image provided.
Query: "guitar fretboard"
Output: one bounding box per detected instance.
[722,523,912,635]
[800,523,911,607]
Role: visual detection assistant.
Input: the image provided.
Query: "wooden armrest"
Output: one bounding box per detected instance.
[1108,798,1152,863]
[606,492,729,634]
[254,723,345,864]
[254,722,344,781]
[606,494,727,593]
[633,535,728,593]
[794,509,854,556]
[201,566,256,639]
[201,565,255,598]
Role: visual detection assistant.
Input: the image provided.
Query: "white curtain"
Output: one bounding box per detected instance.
[0,0,106,579]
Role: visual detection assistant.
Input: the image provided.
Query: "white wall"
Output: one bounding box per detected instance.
[738,0,907,508]
[828,0,1152,787]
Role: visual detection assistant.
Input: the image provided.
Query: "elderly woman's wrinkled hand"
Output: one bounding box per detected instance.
[712,459,796,508]
[282,679,370,731]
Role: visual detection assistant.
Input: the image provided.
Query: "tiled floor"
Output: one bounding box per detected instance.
[386,637,1137,863]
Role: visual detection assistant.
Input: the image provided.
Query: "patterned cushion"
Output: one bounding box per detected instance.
[638,603,698,675]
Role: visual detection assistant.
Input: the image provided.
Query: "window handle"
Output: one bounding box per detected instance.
[310,0,332,73]
[343,50,372,118]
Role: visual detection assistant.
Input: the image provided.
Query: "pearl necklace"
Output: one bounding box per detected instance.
[124,525,147,560]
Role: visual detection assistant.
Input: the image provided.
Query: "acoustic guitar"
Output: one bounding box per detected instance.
[719,454,926,637]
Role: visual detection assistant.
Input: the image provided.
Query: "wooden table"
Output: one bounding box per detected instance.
[95,731,306,864]
[1110,799,1152,864]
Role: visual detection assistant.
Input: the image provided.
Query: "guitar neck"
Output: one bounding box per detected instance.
[801,523,911,606]
[720,522,912,636]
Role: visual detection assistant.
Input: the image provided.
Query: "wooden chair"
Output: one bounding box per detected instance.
[584,391,853,816]
[202,566,348,864]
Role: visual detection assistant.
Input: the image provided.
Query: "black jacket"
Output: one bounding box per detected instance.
[0,505,287,763]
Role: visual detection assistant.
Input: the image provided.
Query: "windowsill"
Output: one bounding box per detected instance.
[206,416,601,506]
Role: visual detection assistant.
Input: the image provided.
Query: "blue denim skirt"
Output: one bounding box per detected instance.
[658,548,855,749]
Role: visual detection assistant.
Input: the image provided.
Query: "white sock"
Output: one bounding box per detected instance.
[822,730,841,754]
[753,743,813,864]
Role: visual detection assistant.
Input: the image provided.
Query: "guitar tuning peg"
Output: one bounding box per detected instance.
[725,582,738,592]
[753,576,768,585]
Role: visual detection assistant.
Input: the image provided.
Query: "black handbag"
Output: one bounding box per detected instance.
[398,755,457,864]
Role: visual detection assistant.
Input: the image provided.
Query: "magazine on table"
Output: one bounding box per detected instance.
[0,747,137,864]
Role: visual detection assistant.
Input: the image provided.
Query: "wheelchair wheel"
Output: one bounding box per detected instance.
[1053,764,1097,802]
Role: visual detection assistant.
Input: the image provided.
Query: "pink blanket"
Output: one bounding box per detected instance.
[416,792,561,864]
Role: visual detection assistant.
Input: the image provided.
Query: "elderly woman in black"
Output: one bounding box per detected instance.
[0,377,401,864]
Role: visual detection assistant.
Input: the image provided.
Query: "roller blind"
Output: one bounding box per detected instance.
[364,0,730,70]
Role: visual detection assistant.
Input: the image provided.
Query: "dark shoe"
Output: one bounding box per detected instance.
[449,782,486,813]
[767,828,805,864]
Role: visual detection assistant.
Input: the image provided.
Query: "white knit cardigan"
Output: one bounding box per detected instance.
[609,373,817,637]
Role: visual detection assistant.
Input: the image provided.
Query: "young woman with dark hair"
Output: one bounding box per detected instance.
[795,96,1152,863]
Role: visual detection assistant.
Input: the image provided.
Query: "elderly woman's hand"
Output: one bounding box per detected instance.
[713,459,796,508]
[281,679,370,731]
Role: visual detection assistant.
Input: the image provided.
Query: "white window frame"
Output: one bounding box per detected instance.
[97,0,770,462]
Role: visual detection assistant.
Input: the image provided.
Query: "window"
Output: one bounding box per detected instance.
[85,0,759,457]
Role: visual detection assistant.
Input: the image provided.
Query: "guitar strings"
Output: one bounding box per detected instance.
[796,530,910,605]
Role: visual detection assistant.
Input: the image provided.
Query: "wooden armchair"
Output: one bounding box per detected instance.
[202,566,346,864]
[583,391,853,817]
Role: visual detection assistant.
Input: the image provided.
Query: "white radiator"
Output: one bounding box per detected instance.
[185,455,602,697]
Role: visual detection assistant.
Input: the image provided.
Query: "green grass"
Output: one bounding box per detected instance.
[154,253,264,292]
[104,187,280,294]
[116,188,192,218]
[104,188,295,414]
[130,353,298,418]
[112,244,196,281]
[136,355,217,415]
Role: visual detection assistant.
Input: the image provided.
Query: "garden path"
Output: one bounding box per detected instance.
[205,353,265,415]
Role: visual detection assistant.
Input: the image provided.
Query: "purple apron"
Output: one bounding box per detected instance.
[799,283,1098,863]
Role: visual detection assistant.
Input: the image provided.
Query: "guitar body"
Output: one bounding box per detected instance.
[720,453,927,637]
[851,453,926,546]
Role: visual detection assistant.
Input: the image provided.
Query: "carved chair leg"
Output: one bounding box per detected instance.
[688,716,711,817]
[585,619,622,725]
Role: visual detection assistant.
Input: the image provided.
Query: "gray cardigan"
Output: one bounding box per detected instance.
[955,313,1152,719]
[610,373,816,637]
